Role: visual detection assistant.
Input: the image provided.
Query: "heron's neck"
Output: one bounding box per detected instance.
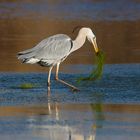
[71,33,86,52]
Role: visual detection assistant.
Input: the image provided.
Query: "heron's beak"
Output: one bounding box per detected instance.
[92,38,99,54]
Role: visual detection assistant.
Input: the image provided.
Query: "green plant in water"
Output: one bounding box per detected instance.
[19,83,35,89]
[77,51,105,82]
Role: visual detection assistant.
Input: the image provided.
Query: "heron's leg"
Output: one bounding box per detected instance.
[55,63,79,91]
[55,63,60,81]
[47,66,53,92]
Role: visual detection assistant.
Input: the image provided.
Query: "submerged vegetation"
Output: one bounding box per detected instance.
[77,51,105,82]
[19,83,35,89]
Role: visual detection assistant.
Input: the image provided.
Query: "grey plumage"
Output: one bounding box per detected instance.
[18,34,73,66]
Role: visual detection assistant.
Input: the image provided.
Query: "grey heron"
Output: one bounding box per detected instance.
[17,27,99,91]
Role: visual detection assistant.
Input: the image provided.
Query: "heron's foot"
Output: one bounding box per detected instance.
[55,78,80,92]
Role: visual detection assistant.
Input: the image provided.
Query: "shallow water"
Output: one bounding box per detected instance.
[0,64,140,139]
[0,64,140,105]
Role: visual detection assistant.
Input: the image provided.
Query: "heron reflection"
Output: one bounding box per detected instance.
[27,93,96,140]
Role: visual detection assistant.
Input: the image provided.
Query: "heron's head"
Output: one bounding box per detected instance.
[81,27,99,54]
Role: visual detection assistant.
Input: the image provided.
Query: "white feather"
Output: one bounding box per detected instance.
[26,58,39,64]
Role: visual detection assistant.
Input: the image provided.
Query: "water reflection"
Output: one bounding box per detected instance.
[90,93,105,128]
[0,97,98,139]
[27,94,96,140]
[0,92,140,140]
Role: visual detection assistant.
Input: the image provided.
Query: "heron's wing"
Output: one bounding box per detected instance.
[18,37,51,55]
[35,34,72,60]
[18,34,72,61]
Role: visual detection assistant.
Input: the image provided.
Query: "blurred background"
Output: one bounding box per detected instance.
[0,0,140,72]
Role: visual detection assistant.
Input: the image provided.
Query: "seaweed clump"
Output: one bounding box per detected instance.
[77,51,105,82]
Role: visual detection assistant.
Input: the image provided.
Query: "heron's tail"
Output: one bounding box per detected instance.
[17,50,39,64]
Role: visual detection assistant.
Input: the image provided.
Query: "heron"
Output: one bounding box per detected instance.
[17,27,99,91]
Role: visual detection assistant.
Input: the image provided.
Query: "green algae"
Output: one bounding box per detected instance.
[19,83,35,89]
[77,51,105,82]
